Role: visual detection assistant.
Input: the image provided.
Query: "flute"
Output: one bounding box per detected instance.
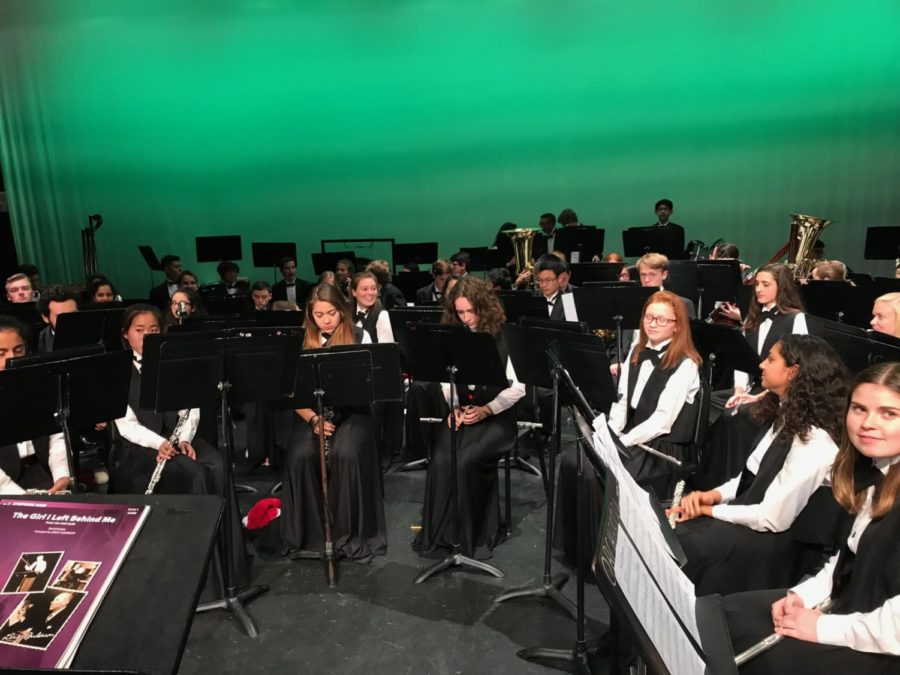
[668,480,685,529]
[734,598,833,666]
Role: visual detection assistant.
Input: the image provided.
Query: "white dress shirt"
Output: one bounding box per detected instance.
[790,455,900,655]
[114,360,200,450]
[354,308,394,344]
[0,434,68,495]
[441,356,526,415]
[734,306,809,390]
[608,339,700,447]
[285,282,297,306]
[711,424,838,531]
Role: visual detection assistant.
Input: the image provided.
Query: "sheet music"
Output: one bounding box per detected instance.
[614,528,706,675]
[591,415,701,642]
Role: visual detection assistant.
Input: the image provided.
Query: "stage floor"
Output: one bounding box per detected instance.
[179,429,611,674]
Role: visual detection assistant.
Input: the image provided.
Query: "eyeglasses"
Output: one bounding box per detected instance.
[643,315,676,327]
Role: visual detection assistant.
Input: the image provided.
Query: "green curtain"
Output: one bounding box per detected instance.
[1,1,899,296]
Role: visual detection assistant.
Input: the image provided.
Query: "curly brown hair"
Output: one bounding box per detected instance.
[441,276,505,335]
[832,362,900,517]
[751,334,848,444]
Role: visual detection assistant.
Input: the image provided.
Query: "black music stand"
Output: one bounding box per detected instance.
[140,329,300,636]
[196,235,242,263]
[392,241,438,270]
[696,260,742,318]
[406,323,510,583]
[5,348,131,491]
[459,246,507,272]
[288,347,377,586]
[689,320,761,391]
[54,308,125,351]
[515,343,617,672]
[496,290,547,323]
[623,225,683,259]
[568,262,624,286]
[496,325,615,623]
[800,280,855,324]
[864,226,900,260]
[252,242,297,282]
[311,250,356,276]
[570,285,655,373]
[805,316,897,375]
[393,271,434,301]
[590,472,737,674]
[555,226,604,263]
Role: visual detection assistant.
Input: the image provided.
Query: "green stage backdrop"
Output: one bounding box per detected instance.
[1,0,899,296]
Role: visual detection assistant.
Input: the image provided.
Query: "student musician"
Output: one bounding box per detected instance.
[350,272,394,343]
[697,263,810,488]
[668,335,848,595]
[112,304,223,496]
[88,277,118,303]
[365,260,407,310]
[5,273,35,304]
[271,256,309,307]
[280,284,386,562]
[0,317,69,495]
[870,293,900,338]
[415,259,452,305]
[162,288,198,329]
[148,254,182,311]
[723,362,900,674]
[250,281,272,311]
[416,276,525,560]
[36,288,78,353]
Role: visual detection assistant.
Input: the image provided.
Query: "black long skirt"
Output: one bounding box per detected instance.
[693,403,764,491]
[723,589,900,674]
[622,437,692,503]
[676,517,820,596]
[280,410,387,561]
[418,414,515,560]
[111,436,251,588]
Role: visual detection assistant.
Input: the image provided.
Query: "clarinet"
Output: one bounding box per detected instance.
[734,598,833,666]
[145,409,192,495]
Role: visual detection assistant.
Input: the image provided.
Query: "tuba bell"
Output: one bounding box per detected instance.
[788,213,831,280]
[505,228,537,282]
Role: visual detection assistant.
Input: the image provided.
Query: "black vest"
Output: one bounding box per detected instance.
[0,437,51,483]
[730,430,794,506]
[623,349,697,444]
[831,471,900,614]
[352,303,385,344]
[744,311,800,358]
[128,364,179,438]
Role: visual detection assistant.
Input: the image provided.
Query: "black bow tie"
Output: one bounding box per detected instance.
[321,332,332,341]
[434,291,442,298]
[355,311,366,322]
[638,345,668,367]
[133,355,142,365]
[547,297,556,306]
[853,456,885,493]
[759,308,778,322]
[285,282,295,287]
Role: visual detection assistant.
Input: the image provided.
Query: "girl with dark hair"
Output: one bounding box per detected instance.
[723,362,900,673]
[176,270,199,290]
[89,277,117,303]
[417,276,525,559]
[350,272,394,344]
[697,263,810,488]
[556,290,702,567]
[112,304,250,586]
[112,304,222,495]
[163,287,200,329]
[669,335,848,595]
[281,284,386,561]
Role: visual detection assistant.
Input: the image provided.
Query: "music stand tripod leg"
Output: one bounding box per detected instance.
[414,367,504,584]
[494,371,575,618]
[195,379,270,637]
[517,430,607,672]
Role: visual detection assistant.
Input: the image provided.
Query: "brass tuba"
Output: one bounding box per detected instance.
[788,213,831,280]
[505,228,537,280]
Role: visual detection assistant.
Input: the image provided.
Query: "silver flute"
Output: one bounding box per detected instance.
[668,480,685,529]
[145,409,192,495]
[734,598,833,666]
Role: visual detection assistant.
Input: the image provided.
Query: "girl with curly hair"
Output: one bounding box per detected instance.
[668,335,849,596]
[723,362,900,673]
[416,276,525,560]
